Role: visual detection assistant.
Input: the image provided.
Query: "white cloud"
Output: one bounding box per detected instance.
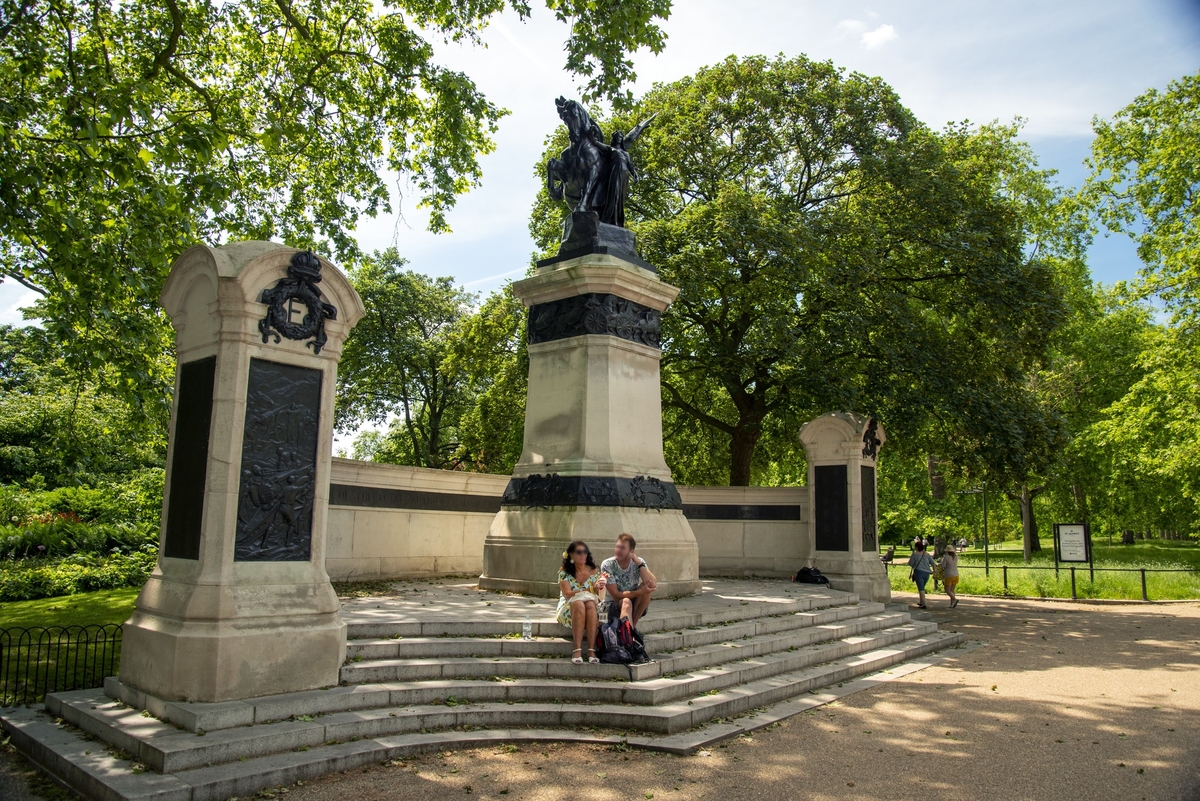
[834,18,865,37]
[832,18,897,48]
[861,24,898,48]
[0,286,40,326]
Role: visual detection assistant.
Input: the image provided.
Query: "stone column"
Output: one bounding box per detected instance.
[118,242,364,702]
[479,250,701,597]
[798,412,890,603]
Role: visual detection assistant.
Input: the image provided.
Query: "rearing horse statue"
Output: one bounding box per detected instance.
[546,97,654,228]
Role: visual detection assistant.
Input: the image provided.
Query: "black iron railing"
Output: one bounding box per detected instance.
[0,624,122,706]
[884,561,1198,602]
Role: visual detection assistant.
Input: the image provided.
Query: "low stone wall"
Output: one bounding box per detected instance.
[325,459,508,581]
[682,485,809,577]
[326,458,810,581]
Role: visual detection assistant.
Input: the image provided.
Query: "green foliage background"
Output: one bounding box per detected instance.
[1,37,1197,602]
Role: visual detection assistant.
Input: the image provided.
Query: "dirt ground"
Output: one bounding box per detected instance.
[3,594,1198,800]
[281,594,1200,801]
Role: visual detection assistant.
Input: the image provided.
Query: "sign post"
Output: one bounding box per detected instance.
[1054,522,1092,587]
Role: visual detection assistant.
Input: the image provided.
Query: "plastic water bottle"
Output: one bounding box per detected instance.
[522,616,532,641]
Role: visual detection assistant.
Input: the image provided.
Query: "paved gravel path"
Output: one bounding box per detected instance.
[0,746,47,801]
[283,594,1200,801]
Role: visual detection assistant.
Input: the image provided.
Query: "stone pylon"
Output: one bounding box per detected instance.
[479,250,701,597]
[119,242,364,702]
[799,412,890,602]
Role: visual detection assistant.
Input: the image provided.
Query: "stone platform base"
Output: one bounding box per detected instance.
[1,579,962,801]
[813,552,892,603]
[480,506,701,598]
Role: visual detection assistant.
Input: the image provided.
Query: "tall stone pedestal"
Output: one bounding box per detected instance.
[118,242,364,702]
[479,251,701,598]
[799,412,890,603]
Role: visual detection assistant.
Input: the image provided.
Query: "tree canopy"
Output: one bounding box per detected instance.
[531,54,1070,486]
[0,0,673,414]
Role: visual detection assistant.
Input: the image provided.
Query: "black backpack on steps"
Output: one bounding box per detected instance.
[598,618,649,664]
[792,566,831,586]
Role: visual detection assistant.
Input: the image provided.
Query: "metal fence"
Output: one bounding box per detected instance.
[0,624,122,707]
[884,561,1198,602]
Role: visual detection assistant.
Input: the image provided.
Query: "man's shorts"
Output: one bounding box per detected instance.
[605,594,645,622]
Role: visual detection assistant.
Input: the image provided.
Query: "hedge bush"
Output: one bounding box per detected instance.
[0,470,164,601]
[0,550,157,602]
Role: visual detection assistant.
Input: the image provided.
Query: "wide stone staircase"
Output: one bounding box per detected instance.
[1,580,963,800]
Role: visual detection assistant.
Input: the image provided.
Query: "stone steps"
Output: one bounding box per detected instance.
[90,613,929,739]
[338,609,912,685]
[46,619,938,775]
[9,630,964,800]
[1,583,969,801]
[343,600,888,660]
[340,588,857,640]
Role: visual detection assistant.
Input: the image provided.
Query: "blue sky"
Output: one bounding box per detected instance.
[2,0,1198,323]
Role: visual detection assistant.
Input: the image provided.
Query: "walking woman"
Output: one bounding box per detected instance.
[907,540,935,609]
[557,541,606,664]
[941,544,960,608]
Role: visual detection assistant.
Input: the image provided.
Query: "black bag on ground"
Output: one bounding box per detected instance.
[792,566,831,586]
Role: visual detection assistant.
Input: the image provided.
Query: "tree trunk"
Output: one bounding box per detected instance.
[728,427,762,487]
[1017,483,1043,562]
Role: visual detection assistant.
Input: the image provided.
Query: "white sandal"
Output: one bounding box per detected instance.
[588,649,599,664]
[572,648,584,665]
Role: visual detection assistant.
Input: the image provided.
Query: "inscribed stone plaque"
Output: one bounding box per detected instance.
[861,465,877,552]
[814,464,849,551]
[163,357,216,560]
[234,358,322,562]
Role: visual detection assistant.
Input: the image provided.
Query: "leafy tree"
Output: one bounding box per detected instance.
[530,55,1068,487]
[1085,325,1200,537]
[0,0,673,409]
[1086,71,1200,317]
[1031,285,1155,536]
[1079,71,1200,539]
[0,326,166,485]
[447,286,527,474]
[337,249,475,469]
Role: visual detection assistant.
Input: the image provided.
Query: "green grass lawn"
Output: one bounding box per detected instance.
[0,586,139,629]
[0,587,137,705]
[882,539,1200,600]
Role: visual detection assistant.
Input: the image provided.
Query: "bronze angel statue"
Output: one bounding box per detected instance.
[546,97,655,229]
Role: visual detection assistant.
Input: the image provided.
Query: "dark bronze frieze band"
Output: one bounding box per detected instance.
[328,480,804,520]
[527,293,662,348]
[681,503,802,521]
[501,474,682,510]
[329,484,502,513]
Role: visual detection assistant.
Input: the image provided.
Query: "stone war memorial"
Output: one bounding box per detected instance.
[0,99,956,801]
[479,98,701,599]
[117,243,365,703]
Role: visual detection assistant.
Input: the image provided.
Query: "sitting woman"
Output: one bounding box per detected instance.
[557,540,607,664]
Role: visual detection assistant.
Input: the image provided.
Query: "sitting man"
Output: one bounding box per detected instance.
[599,533,657,627]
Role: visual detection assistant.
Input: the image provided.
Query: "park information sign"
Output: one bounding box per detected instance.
[1054,523,1091,564]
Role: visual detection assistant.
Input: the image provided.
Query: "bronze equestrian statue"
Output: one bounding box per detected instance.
[546,98,654,233]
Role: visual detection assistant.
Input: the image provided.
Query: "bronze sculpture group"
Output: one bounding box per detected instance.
[545,97,654,229]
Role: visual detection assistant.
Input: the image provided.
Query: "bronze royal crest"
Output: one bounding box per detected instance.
[258,250,338,354]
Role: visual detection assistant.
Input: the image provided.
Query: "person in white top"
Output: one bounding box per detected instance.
[599,533,658,626]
